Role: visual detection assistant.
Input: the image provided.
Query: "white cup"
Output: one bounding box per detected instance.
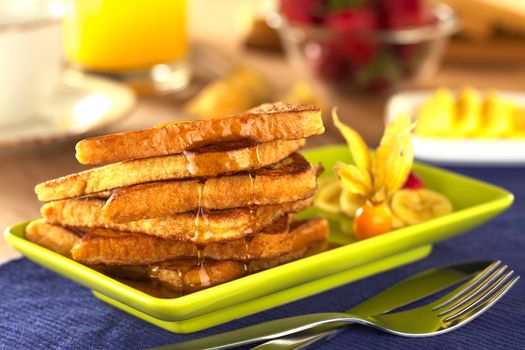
[0,0,63,126]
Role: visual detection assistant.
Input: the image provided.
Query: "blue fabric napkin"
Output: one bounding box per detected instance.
[1,166,524,350]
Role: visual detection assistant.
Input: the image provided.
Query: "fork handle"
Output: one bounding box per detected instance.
[151,313,353,350]
[250,326,348,350]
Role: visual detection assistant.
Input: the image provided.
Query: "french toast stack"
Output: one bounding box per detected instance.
[27,103,329,294]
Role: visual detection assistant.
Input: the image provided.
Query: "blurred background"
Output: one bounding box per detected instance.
[1,0,525,260]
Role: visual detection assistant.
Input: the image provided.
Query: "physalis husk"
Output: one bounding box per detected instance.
[333,108,414,205]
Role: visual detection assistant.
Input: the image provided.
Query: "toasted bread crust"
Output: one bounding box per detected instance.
[36,139,305,202]
[75,103,323,165]
[92,240,327,294]
[102,153,318,222]
[25,218,328,294]
[149,260,246,293]
[25,219,80,258]
[148,240,328,293]
[41,197,314,243]
[70,217,328,265]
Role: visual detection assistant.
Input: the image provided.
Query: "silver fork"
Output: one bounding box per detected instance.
[157,261,519,350]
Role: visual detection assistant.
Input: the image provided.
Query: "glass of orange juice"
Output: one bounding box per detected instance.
[63,0,189,94]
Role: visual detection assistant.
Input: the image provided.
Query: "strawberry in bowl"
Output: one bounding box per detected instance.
[271,0,459,93]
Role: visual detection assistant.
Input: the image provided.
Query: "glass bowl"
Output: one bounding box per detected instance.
[268,4,460,93]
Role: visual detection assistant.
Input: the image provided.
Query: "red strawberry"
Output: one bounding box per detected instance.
[403,171,425,189]
[395,42,428,76]
[280,0,328,25]
[339,39,378,66]
[375,0,432,29]
[353,49,402,90]
[327,8,379,66]
[326,7,378,34]
[366,78,390,92]
[304,42,348,80]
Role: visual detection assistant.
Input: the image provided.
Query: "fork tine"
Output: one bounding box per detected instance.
[444,274,519,323]
[432,261,502,311]
[439,269,514,317]
[437,265,509,316]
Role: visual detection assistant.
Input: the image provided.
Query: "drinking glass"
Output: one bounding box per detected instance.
[62,0,190,94]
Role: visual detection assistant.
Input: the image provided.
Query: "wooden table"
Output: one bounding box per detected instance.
[2,0,525,263]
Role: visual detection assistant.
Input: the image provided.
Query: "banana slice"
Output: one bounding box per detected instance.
[391,210,407,229]
[480,91,514,138]
[315,177,342,214]
[382,201,406,228]
[391,189,452,225]
[339,190,366,218]
[415,88,456,137]
[457,87,482,136]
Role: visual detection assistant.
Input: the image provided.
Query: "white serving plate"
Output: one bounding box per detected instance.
[0,70,135,152]
[386,90,525,166]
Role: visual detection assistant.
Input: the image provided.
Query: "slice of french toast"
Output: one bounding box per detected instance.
[148,240,328,293]
[70,217,328,265]
[75,102,323,165]
[101,153,319,223]
[25,219,80,258]
[41,197,314,243]
[36,139,304,201]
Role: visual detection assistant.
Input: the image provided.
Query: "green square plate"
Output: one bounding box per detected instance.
[4,145,513,333]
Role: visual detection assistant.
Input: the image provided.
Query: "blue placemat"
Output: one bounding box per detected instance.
[1,166,524,350]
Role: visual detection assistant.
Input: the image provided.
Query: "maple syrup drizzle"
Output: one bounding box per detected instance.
[242,234,251,261]
[181,141,267,289]
[149,265,159,278]
[190,180,211,288]
[197,249,211,288]
[149,264,186,296]
[119,237,336,297]
[247,171,258,234]
[194,207,212,242]
[193,181,211,242]
[175,267,185,295]
[193,181,203,238]
[244,143,261,259]
[183,140,262,177]
[183,149,198,176]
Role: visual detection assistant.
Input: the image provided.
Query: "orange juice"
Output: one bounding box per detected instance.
[63,0,187,71]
